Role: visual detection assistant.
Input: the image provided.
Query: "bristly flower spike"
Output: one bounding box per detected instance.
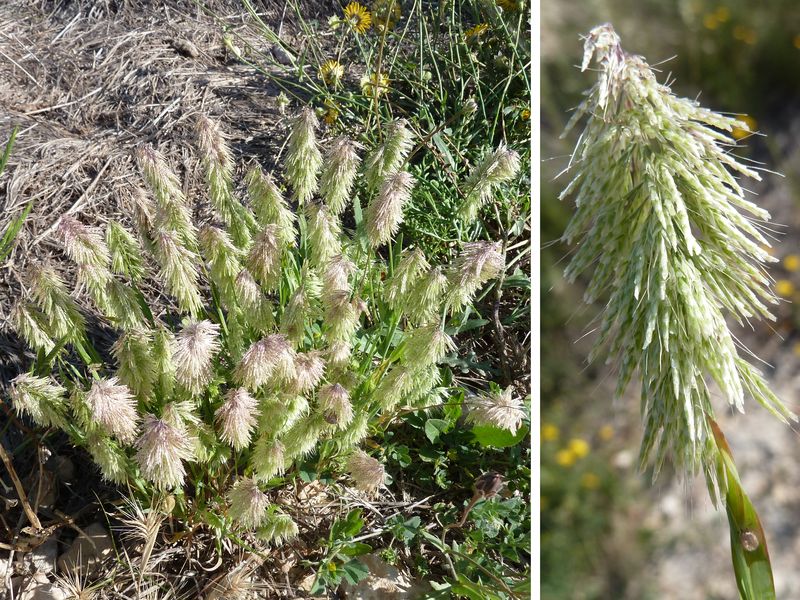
[10,374,68,429]
[196,115,257,247]
[319,137,362,214]
[366,170,414,247]
[560,24,794,482]
[86,377,140,444]
[459,144,521,221]
[363,119,414,190]
[215,388,259,451]
[446,241,505,312]
[245,165,297,244]
[173,320,221,396]
[58,216,110,268]
[286,108,323,204]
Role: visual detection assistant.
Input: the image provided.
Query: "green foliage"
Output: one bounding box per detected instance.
[0,127,31,263]
[310,508,372,593]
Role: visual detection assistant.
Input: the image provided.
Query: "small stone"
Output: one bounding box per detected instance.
[342,554,428,600]
[19,572,68,600]
[24,536,59,574]
[270,45,293,65]
[57,522,113,577]
[172,39,199,58]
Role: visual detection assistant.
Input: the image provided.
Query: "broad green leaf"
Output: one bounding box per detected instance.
[471,424,529,448]
[424,418,449,443]
[340,559,370,585]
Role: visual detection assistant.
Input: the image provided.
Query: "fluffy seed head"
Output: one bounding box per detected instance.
[29,264,85,342]
[173,320,221,396]
[460,144,521,221]
[366,171,414,247]
[323,290,360,342]
[256,508,299,544]
[346,450,385,494]
[560,24,796,479]
[286,108,323,203]
[447,241,505,311]
[136,144,185,207]
[406,266,448,324]
[246,166,297,244]
[323,254,356,295]
[327,341,352,369]
[364,119,414,189]
[10,374,68,429]
[235,334,296,390]
[305,203,342,267]
[153,229,203,316]
[59,216,110,267]
[216,388,260,451]
[318,383,353,429]
[281,413,326,459]
[86,432,129,484]
[292,351,326,394]
[112,328,156,399]
[106,221,145,282]
[12,302,55,353]
[246,225,282,290]
[252,437,286,481]
[319,137,362,213]
[228,478,271,529]
[135,415,194,489]
[402,323,455,372]
[385,248,429,310]
[87,377,139,444]
[465,387,525,434]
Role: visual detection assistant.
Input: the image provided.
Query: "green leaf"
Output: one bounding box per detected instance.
[339,541,372,557]
[471,424,529,448]
[710,419,776,600]
[340,559,370,585]
[453,574,505,600]
[431,132,456,169]
[424,418,449,443]
[331,509,364,541]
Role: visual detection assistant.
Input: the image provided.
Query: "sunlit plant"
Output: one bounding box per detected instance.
[560,23,789,599]
[9,108,522,546]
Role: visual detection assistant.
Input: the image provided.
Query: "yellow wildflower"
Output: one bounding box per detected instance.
[703,14,718,30]
[581,472,601,490]
[599,424,614,441]
[496,0,518,12]
[784,255,800,272]
[794,34,800,50]
[568,438,590,458]
[371,0,401,32]
[520,107,531,120]
[732,114,756,140]
[323,105,340,125]
[555,449,576,467]
[344,2,372,34]
[714,6,730,22]
[465,23,489,42]
[361,72,390,97]
[541,423,559,442]
[319,59,345,86]
[733,26,757,45]
[776,279,794,298]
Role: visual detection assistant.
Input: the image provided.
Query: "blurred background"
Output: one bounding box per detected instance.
[541,1,800,598]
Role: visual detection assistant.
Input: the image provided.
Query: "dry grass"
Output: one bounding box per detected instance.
[0,3,439,596]
[0,0,327,377]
